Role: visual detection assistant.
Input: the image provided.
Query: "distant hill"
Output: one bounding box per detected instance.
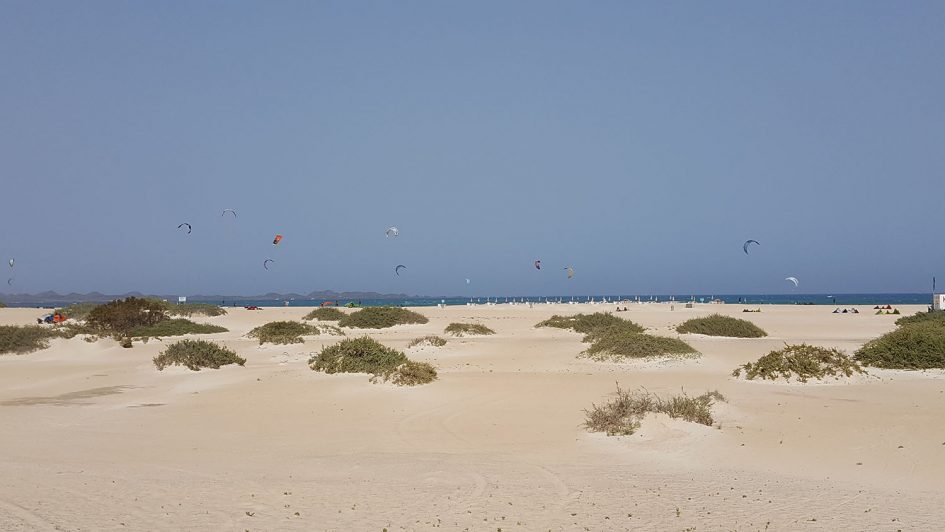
[0,290,417,306]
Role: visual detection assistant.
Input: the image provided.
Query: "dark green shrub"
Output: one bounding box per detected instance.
[248,321,318,345]
[537,313,644,335]
[0,300,6,308]
[855,322,945,369]
[895,310,945,328]
[338,307,428,329]
[153,339,245,371]
[676,314,767,338]
[581,329,696,361]
[0,325,70,354]
[444,323,495,337]
[129,319,228,339]
[733,344,865,382]
[86,297,167,334]
[309,336,436,385]
[407,335,447,348]
[584,385,724,436]
[55,302,101,321]
[303,307,345,321]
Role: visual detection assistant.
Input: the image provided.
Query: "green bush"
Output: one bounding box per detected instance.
[248,321,318,345]
[537,313,644,335]
[407,335,447,348]
[895,310,945,328]
[733,344,865,382]
[581,329,696,361]
[444,323,495,337]
[55,302,101,321]
[676,314,767,338]
[153,339,245,371]
[855,322,945,369]
[0,325,71,354]
[86,297,167,334]
[166,303,227,317]
[303,307,346,321]
[309,336,436,385]
[129,319,228,339]
[338,307,429,329]
[0,300,6,308]
[584,385,724,436]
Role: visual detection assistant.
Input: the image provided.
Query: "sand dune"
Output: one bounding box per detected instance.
[1,303,943,530]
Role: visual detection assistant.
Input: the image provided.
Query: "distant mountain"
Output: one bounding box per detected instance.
[0,290,418,306]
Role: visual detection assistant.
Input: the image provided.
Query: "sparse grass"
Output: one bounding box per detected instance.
[55,302,101,321]
[537,313,644,335]
[166,303,227,317]
[153,339,245,371]
[0,325,72,354]
[303,307,346,321]
[313,324,346,336]
[444,323,495,337]
[407,335,447,348]
[248,321,319,344]
[338,307,429,329]
[855,322,945,370]
[129,319,228,339]
[895,310,945,328]
[584,385,724,436]
[733,344,865,382]
[309,336,437,385]
[676,314,767,338]
[581,329,697,361]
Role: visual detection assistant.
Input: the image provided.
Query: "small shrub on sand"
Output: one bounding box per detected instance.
[0,300,6,308]
[584,385,724,436]
[55,302,101,321]
[338,307,429,329]
[733,344,865,382]
[153,339,245,371]
[0,325,71,355]
[537,313,644,335]
[407,335,447,348]
[129,319,228,339]
[676,314,767,338]
[895,310,945,328]
[855,322,945,370]
[581,329,696,361]
[309,336,436,385]
[86,297,168,334]
[248,321,319,345]
[166,303,227,317]
[303,307,346,321]
[444,323,495,337]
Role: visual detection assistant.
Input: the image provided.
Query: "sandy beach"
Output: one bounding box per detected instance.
[1,303,943,531]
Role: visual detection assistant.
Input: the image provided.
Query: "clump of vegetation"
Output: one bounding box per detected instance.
[733,344,865,382]
[303,307,346,321]
[86,297,168,335]
[338,307,429,329]
[581,330,697,361]
[0,300,6,308]
[584,385,725,436]
[444,323,495,337]
[895,310,945,328]
[407,335,447,348]
[537,313,644,335]
[153,339,245,371]
[538,312,695,361]
[166,303,227,317]
[55,302,101,320]
[309,336,437,385]
[676,314,767,338]
[248,321,319,345]
[855,322,945,370]
[313,324,346,336]
[0,325,73,355]
[129,319,228,339]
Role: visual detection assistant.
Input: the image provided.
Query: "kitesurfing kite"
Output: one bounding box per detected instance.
[221,209,237,218]
[534,260,541,270]
[465,278,471,285]
[273,234,283,245]
[395,264,406,276]
[565,266,574,279]
[6,278,12,286]
[178,223,192,234]
[785,276,799,288]
[263,259,275,270]
[7,259,13,269]
[743,240,760,255]
[386,227,399,238]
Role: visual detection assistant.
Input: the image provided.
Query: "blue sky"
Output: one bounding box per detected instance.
[1,1,943,296]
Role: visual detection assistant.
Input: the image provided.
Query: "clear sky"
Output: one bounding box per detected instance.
[1,1,943,296]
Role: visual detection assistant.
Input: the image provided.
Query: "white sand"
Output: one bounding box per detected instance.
[1,303,943,530]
